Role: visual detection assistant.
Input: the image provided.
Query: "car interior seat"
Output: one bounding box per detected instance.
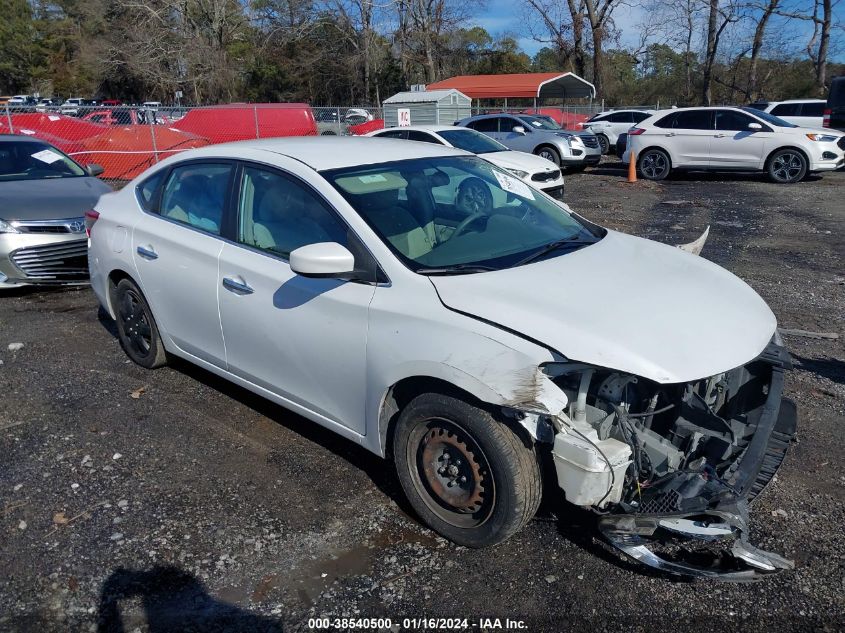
[253,181,334,255]
[354,188,434,259]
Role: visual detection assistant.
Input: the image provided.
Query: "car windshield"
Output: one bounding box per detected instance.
[518,115,561,130]
[741,107,797,127]
[438,129,507,154]
[0,141,87,181]
[324,156,602,273]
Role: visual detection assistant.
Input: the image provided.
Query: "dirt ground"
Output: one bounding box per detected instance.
[1,160,843,633]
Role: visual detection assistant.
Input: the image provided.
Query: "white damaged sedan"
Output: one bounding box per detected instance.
[88,137,797,579]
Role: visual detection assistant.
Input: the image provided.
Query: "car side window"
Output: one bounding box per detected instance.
[502,118,524,132]
[406,131,443,144]
[377,130,405,139]
[672,110,714,130]
[237,166,350,258]
[136,169,167,212]
[715,110,756,131]
[632,112,651,123]
[653,112,677,128]
[608,112,631,123]
[801,102,824,117]
[468,118,499,133]
[771,103,800,116]
[159,163,232,235]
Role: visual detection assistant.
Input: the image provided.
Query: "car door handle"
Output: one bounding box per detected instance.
[714,133,727,138]
[222,276,254,295]
[136,245,158,260]
[665,132,676,137]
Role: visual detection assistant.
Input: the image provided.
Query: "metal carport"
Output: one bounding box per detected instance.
[427,72,596,107]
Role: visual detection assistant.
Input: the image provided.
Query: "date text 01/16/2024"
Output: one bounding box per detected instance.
[307,617,529,630]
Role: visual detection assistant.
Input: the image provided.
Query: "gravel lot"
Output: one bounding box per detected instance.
[1,160,843,633]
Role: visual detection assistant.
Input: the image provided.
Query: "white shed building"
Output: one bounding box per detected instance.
[382,89,471,128]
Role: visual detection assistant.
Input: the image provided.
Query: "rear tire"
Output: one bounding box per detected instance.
[393,393,542,548]
[638,148,671,180]
[767,149,807,183]
[115,278,167,369]
[535,146,561,166]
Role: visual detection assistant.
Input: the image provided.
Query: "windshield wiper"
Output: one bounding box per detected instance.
[416,264,498,275]
[514,238,595,267]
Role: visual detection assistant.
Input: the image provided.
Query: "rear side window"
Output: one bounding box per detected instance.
[406,131,443,144]
[377,130,405,139]
[632,112,651,123]
[159,163,233,235]
[608,112,633,123]
[136,170,166,212]
[672,110,714,130]
[654,112,677,128]
[801,102,824,117]
[771,103,800,116]
[467,118,499,133]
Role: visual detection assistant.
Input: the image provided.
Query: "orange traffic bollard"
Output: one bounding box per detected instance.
[627,150,637,183]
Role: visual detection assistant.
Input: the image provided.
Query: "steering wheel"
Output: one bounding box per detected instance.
[456,177,493,216]
[451,211,487,239]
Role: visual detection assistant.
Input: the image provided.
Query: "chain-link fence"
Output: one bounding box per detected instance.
[0,100,660,180]
[0,103,386,181]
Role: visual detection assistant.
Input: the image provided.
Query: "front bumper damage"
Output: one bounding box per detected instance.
[542,340,798,580]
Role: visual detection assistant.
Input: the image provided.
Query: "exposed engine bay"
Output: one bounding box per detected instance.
[539,338,797,580]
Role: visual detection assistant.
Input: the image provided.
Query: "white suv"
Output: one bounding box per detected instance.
[623,106,844,183]
[747,99,825,128]
[582,109,654,154]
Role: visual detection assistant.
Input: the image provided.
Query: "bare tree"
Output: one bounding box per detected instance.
[745,0,780,100]
[701,0,738,104]
[776,0,838,94]
[521,0,586,76]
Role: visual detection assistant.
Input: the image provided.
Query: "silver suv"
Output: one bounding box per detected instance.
[457,113,601,171]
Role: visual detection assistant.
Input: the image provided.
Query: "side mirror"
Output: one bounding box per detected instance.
[86,163,105,177]
[290,242,355,279]
[512,126,526,135]
[747,122,763,131]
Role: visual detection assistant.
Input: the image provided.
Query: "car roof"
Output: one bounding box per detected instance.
[373,124,460,133]
[765,98,825,104]
[171,136,471,171]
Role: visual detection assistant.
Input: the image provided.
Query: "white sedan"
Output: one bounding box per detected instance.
[88,137,796,578]
[367,125,565,199]
[623,106,844,182]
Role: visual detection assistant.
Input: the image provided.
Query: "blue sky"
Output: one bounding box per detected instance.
[467,0,845,62]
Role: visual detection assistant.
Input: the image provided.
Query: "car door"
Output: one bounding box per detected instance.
[216,162,377,434]
[498,117,533,151]
[131,160,234,366]
[661,110,714,166]
[711,109,772,168]
[467,117,502,142]
[607,111,634,141]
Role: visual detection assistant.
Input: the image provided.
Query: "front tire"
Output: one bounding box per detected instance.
[767,149,807,183]
[638,148,671,180]
[393,393,542,548]
[597,134,610,155]
[535,146,561,166]
[115,278,167,369]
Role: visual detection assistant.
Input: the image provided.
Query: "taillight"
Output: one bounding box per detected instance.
[823,108,831,128]
[628,127,646,135]
[84,209,100,238]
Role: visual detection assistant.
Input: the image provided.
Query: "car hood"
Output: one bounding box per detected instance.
[429,230,777,384]
[0,177,112,221]
[481,151,559,173]
[780,125,842,137]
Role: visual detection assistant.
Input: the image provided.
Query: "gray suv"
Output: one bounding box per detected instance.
[457,113,601,171]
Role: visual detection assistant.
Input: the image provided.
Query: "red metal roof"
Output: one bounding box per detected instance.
[427,73,595,100]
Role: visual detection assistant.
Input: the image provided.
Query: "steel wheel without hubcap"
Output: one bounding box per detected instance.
[769,150,806,183]
[410,418,494,528]
[639,149,670,180]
